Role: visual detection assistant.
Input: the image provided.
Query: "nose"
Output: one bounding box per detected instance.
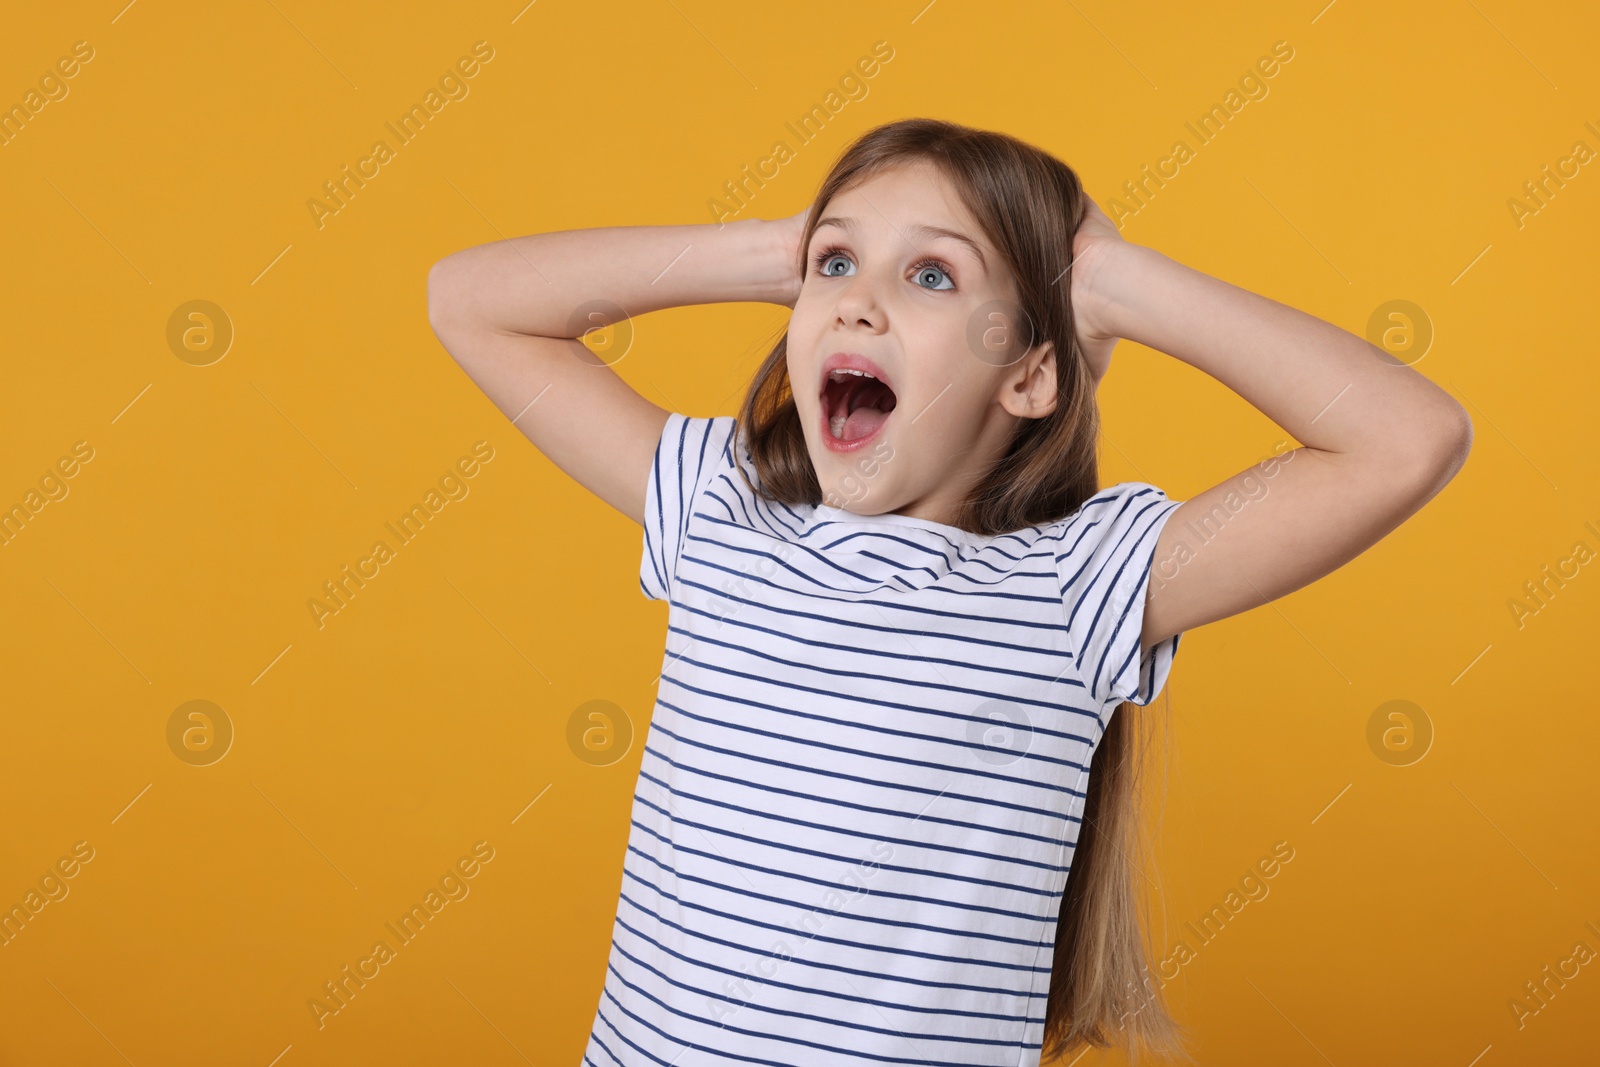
[834,265,886,330]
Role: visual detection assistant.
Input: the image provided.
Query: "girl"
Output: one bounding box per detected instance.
[428,118,1470,1065]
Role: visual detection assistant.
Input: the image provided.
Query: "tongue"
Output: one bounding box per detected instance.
[839,406,888,442]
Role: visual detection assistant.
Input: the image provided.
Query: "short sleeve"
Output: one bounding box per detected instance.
[639,413,738,602]
[1055,482,1186,714]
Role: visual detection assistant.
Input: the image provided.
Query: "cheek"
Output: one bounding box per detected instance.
[786,356,813,412]
[786,323,820,408]
[903,339,975,411]
[909,373,988,440]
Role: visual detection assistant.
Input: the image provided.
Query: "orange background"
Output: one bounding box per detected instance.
[2,2,1596,1064]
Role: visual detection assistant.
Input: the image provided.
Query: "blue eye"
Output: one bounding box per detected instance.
[815,249,853,277]
[911,260,955,291]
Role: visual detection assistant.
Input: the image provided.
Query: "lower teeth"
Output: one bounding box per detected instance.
[830,414,846,439]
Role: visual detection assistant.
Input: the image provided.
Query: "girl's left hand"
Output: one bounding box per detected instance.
[1069,197,1124,387]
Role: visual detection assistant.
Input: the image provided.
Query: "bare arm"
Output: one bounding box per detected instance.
[427,217,802,525]
[1072,236,1472,652]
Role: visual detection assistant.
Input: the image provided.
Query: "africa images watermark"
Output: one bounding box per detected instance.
[1115,839,1297,1032]
[820,437,896,511]
[307,441,495,630]
[706,40,896,226]
[307,40,496,230]
[0,439,95,549]
[307,840,496,1029]
[1505,118,1600,232]
[0,39,96,150]
[1505,517,1600,632]
[1,841,97,948]
[1507,917,1600,1031]
[1105,39,1296,229]
[1148,439,1297,600]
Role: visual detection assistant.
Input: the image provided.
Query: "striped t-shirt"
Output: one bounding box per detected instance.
[583,412,1184,1067]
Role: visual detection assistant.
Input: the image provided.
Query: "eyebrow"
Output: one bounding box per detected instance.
[813,215,988,272]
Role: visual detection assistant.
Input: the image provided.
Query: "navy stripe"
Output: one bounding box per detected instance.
[673,598,1076,683]
[675,572,1082,660]
[693,512,895,588]
[635,766,1069,878]
[681,539,1077,626]
[691,520,1067,605]
[624,838,1062,947]
[611,907,1046,1002]
[654,693,1088,800]
[644,742,1071,849]
[1067,495,1170,703]
[596,995,800,1067]
[608,929,1041,1023]
[624,782,1062,924]
[605,958,1025,1056]
[819,527,969,560]
[621,861,1051,970]
[631,795,1068,897]
[815,515,1045,558]
[600,979,1005,1067]
[662,632,1092,732]
[644,720,1084,823]
[711,470,784,539]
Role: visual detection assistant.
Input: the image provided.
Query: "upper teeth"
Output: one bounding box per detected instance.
[829,369,876,381]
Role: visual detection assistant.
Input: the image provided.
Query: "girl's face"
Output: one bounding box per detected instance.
[787,159,1058,526]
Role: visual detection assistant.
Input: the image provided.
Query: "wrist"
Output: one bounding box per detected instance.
[1089,241,1162,341]
[722,217,801,307]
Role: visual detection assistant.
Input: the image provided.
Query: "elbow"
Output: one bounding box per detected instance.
[426,259,482,370]
[426,258,458,332]
[1430,399,1473,476]
[1405,399,1474,490]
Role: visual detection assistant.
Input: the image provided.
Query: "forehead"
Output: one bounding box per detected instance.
[816,161,991,259]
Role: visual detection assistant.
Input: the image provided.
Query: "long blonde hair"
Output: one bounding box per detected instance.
[733,117,1193,1062]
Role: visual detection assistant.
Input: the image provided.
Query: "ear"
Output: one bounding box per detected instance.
[996,339,1058,419]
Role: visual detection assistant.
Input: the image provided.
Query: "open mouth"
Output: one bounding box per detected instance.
[820,368,898,444]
